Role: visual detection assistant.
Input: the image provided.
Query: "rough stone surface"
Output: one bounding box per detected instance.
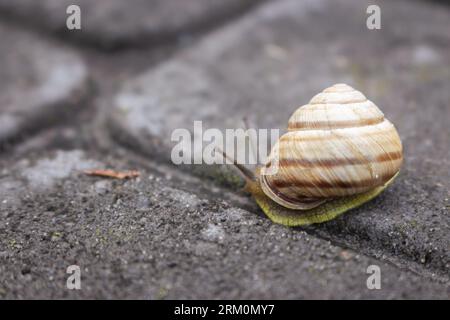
[0,0,263,49]
[109,0,450,280]
[0,0,448,299]
[0,150,448,299]
[0,22,89,146]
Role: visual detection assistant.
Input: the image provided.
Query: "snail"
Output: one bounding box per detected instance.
[222,83,403,226]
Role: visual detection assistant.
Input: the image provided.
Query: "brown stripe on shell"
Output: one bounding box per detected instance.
[261,175,323,206]
[265,151,402,168]
[374,151,402,162]
[280,127,394,142]
[269,171,396,189]
[308,98,367,105]
[288,116,384,130]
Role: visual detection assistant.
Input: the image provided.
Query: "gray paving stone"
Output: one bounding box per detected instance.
[0,150,101,212]
[108,0,450,279]
[0,150,448,299]
[0,22,89,146]
[0,0,262,49]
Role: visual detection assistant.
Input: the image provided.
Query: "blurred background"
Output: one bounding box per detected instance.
[0,0,448,299]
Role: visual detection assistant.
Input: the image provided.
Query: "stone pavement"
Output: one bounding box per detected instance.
[0,0,449,299]
[0,21,88,145]
[0,0,263,49]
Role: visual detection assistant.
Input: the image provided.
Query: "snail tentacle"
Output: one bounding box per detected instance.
[215,147,256,182]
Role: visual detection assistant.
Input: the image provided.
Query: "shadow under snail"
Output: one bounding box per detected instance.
[222,83,403,226]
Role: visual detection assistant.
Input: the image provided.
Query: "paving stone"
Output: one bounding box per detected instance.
[0,0,262,49]
[0,150,448,299]
[0,22,89,146]
[0,150,101,212]
[108,0,450,279]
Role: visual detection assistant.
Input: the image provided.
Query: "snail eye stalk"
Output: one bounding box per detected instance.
[215,147,256,182]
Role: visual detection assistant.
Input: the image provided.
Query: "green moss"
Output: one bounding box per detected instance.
[8,239,16,249]
[409,220,419,229]
[51,231,62,238]
[156,286,168,300]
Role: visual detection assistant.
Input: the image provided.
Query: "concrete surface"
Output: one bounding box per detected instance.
[0,0,263,49]
[109,0,450,280]
[0,0,448,299]
[0,150,448,299]
[0,21,88,145]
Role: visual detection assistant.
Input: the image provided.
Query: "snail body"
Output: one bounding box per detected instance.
[231,84,402,226]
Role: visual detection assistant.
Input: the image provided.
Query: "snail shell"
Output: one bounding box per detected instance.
[260,83,403,210]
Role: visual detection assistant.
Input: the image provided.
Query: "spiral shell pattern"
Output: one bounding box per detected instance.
[260,83,403,210]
